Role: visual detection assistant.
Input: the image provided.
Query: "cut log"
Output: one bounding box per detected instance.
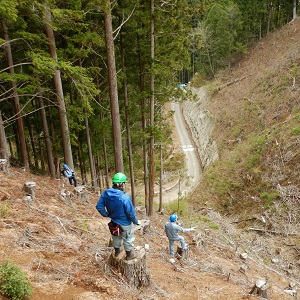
[250,279,268,299]
[23,181,36,200]
[108,247,151,289]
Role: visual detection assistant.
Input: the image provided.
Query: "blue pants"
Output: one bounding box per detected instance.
[112,223,135,251]
[168,236,186,256]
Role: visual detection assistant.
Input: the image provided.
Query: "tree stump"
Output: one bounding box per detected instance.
[0,159,8,172]
[60,189,72,206]
[250,279,268,299]
[131,219,151,234]
[23,182,36,200]
[108,247,151,289]
[177,245,189,260]
[74,186,90,203]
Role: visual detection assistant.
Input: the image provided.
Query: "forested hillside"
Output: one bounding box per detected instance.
[0,0,298,216]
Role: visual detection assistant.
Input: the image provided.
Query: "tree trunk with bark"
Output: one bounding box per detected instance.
[43,3,74,169]
[148,0,155,216]
[120,28,136,205]
[108,248,151,289]
[95,74,110,189]
[38,95,56,178]
[103,0,124,172]
[85,113,97,189]
[0,111,9,171]
[137,34,149,213]
[2,20,29,170]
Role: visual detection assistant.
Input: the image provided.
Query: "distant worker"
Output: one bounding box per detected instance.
[165,214,195,256]
[96,172,140,260]
[178,83,187,89]
[61,164,77,187]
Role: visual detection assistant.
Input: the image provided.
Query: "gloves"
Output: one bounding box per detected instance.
[189,227,195,231]
[136,220,141,225]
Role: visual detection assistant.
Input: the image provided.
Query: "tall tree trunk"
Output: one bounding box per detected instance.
[103,0,124,172]
[148,0,155,216]
[26,119,38,168]
[78,140,87,185]
[137,33,149,213]
[48,104,60,177]
[38,95,56,178]
[292,0,297,20]
[0,111,9,163]
[2,20,29,170]
[120,27,136,205]
[95,74,110,189]
[43,3,74,169]
[85,113,97,189]
[266,4,272,35]
[158,144,163,213]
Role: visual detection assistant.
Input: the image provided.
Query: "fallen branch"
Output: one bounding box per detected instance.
[217,75,251,91]
[248,227,300,237]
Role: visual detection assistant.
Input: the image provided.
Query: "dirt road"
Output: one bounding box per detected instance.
[167,101,201,200]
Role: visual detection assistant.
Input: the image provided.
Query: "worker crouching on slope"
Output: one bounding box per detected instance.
[96,172,141,260]
[62,164,77,187]
[165,214,195,256]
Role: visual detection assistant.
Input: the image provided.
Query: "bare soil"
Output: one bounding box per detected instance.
[0,167,298,300]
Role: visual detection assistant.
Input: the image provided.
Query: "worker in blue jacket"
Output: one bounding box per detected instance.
[62,164,77,187]
[96,172,140,260]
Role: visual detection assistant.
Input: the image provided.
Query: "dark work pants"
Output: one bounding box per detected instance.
[68,176,77,187]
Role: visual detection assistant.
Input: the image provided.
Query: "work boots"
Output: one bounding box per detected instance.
[114,248,121,257]
[124,250,137,260]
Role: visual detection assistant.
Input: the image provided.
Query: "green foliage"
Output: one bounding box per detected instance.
[260,191,279,209]
[198,215,220,229]
[163,152,185,172]
[0,201,10,218]
[291,125,300,135]
[164,197,190,217]
[0,260,33,300]
[192,0,245,77]
[77,219,89,232]
[0,0,18,21]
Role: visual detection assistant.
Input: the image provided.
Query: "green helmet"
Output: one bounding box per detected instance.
[112,172,127,183]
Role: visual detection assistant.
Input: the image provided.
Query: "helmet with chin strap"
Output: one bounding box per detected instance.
[170,214,178,222]
[63,164,68,169]
[112,172,127,183]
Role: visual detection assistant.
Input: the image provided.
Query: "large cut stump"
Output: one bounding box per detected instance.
[23,181,36,200]
[74,186,90,203]
[108,247,151,288]
[250,279,268,299]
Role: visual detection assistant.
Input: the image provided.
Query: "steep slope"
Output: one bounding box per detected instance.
[187,16,300,293]
[0,168,298,300]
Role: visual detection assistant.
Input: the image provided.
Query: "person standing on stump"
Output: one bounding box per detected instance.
[61,164,77,187]
[96,172,140,260]
[165,214,195,256]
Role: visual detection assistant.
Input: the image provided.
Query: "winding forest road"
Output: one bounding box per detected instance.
[156,101,201,203]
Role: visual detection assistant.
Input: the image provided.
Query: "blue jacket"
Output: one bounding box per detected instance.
[96,188,138,226]
[63,166,74,178]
